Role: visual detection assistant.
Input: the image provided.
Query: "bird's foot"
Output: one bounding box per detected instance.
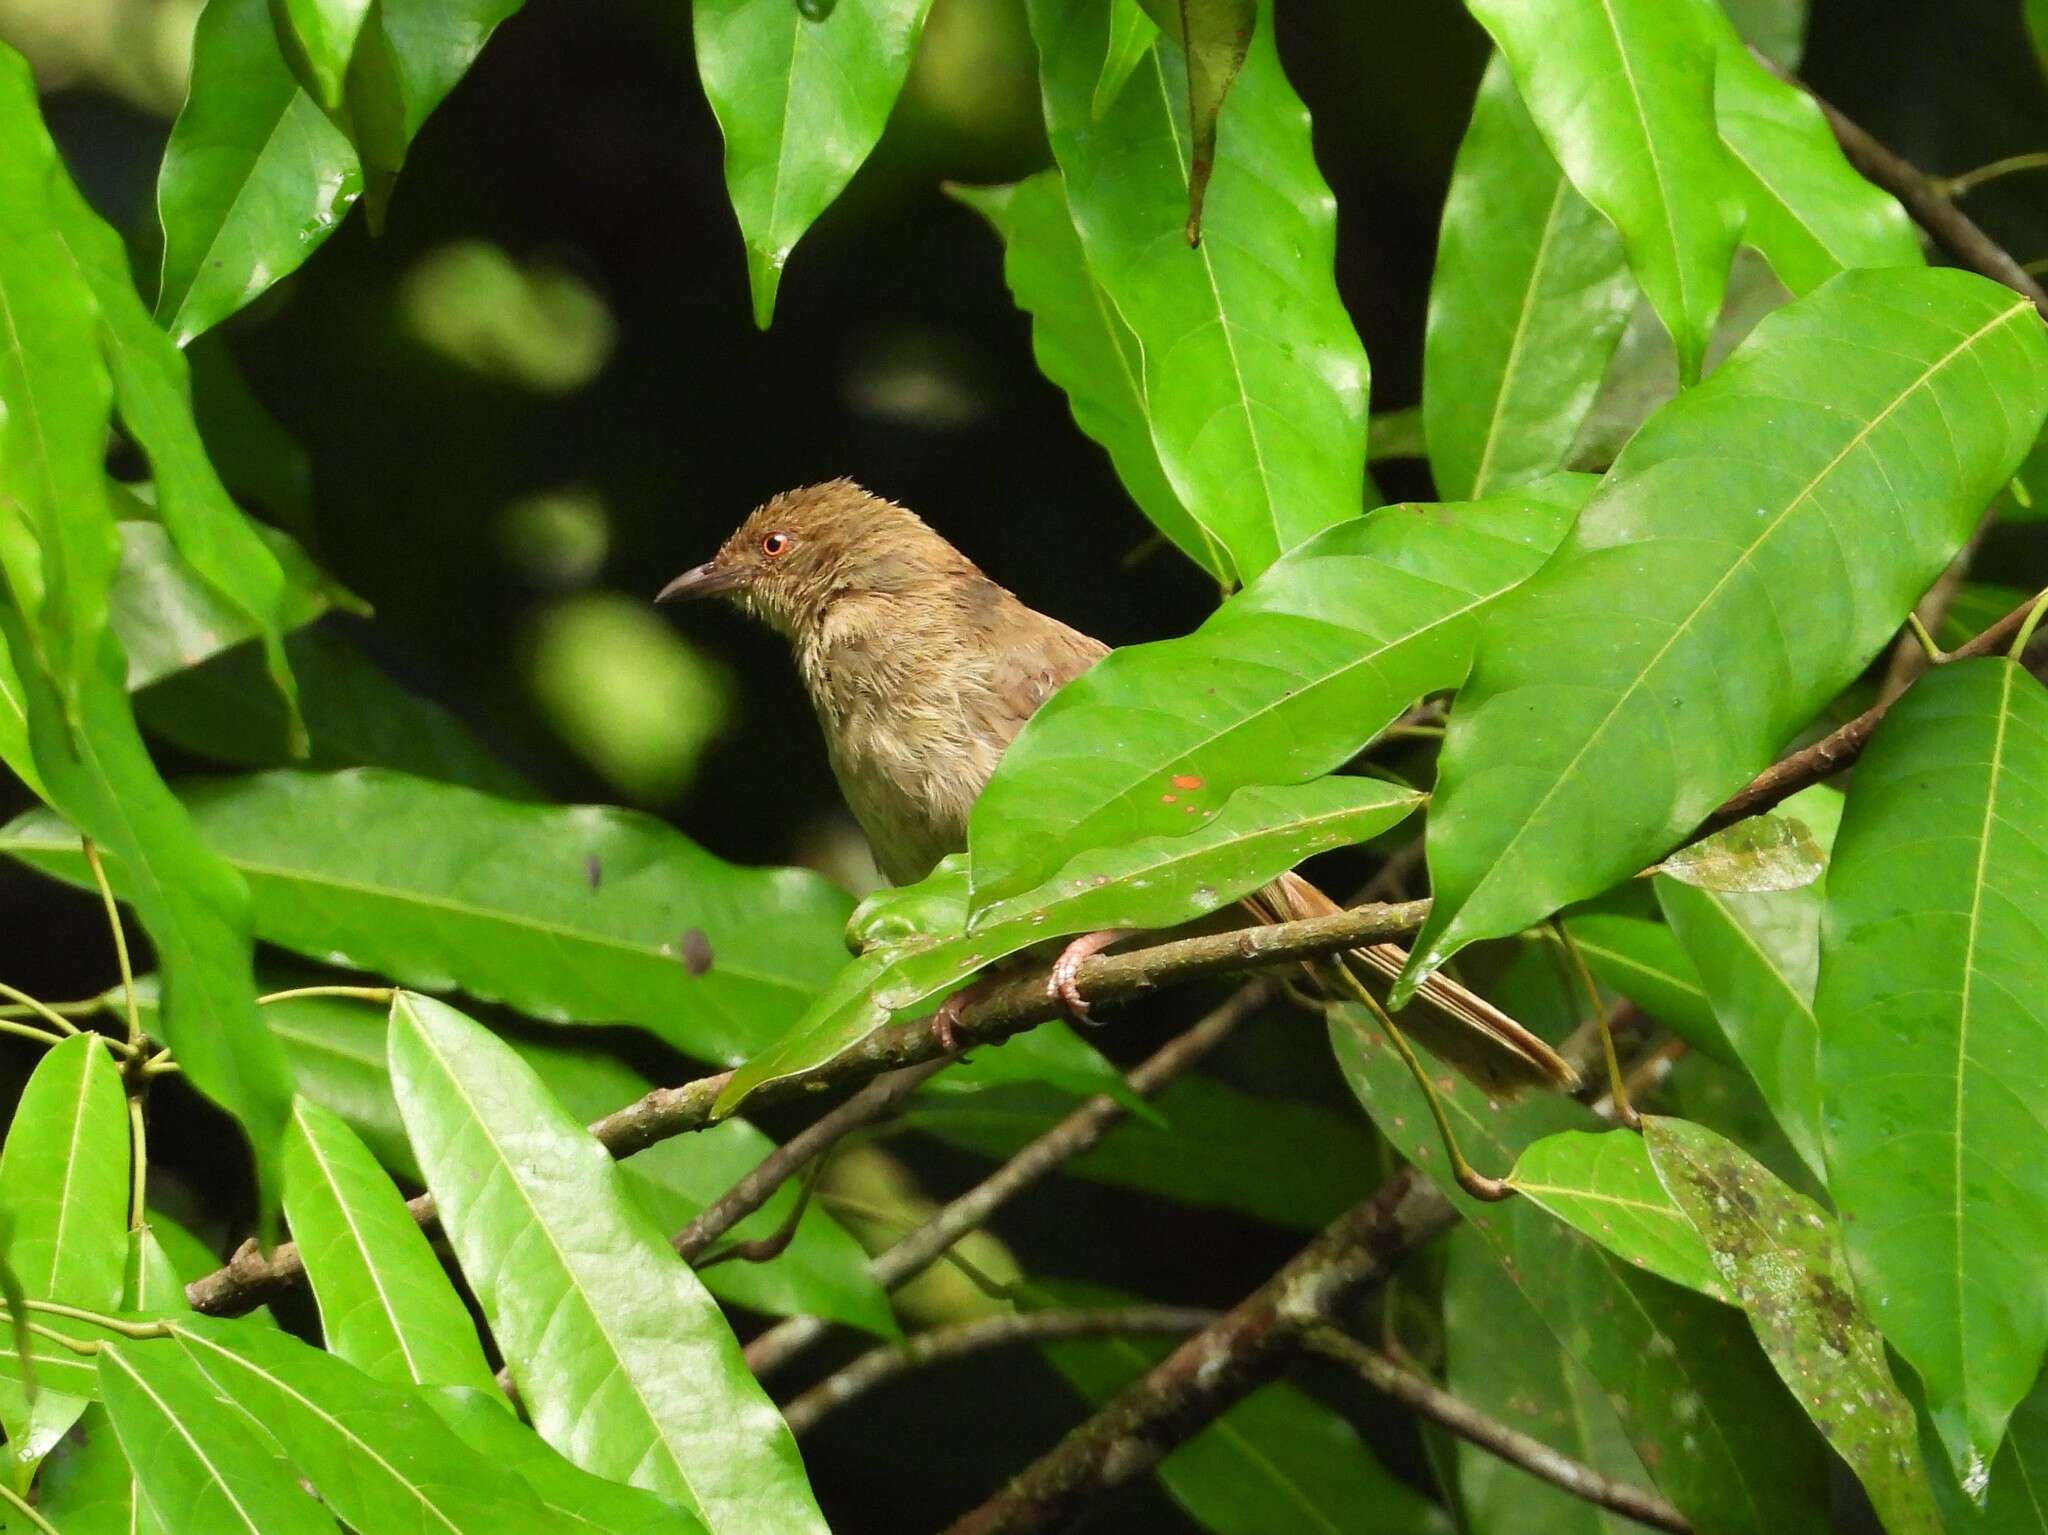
[1047,930,1128,1025]
[931,980,992,1055]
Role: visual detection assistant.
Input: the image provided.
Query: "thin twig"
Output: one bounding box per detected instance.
[81,838,139,1050]
[941,1170,1457,1535]
[187,904,1424,1316]
[0,1477,61,1535]
[743,980,1272,1379]
[673,1059,948,1263]
[1299,1328,1690,1534]
[1879,507,1997,702]
[0,981,83,1041]
[1699,587,2047,836]
[1940,149,2048,200]
[782,1307,1219,1436]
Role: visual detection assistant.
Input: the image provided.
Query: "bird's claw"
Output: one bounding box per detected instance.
[932,989,969,1054]
[1047,930,1126,1026]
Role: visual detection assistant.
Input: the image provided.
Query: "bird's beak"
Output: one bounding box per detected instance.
[655,561,740,603]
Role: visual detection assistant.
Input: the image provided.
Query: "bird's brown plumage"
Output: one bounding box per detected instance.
[662,480,1575,1092]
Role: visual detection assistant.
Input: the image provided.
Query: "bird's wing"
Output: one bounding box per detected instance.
[984,610,1110,747]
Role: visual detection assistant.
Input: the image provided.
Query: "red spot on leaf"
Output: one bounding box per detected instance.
[1172,773,1204,791]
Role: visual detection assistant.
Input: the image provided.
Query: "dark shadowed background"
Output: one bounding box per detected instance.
[2,0,2043,1525]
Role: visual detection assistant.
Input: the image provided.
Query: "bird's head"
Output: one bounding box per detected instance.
[656,479,977,641]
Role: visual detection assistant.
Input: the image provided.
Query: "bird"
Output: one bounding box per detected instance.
[659,479,1575,1095]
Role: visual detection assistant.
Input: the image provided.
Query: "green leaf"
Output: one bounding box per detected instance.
[157,0,361,344]
[282,1097,500,1394]
[137,626,539,798]
[249,988,897,1337]
[1466,0,1742,382]
[1038,1281,1450,1534]
[1719,0,1808,69]
[1644,1116,1942,1534]
[967,479,1591,910]
[98,1339,341,1535]
[1561,910,1732,1062]
[1710,39,1920,297]
[1816,657,2048,1479]
[342,0,530,226]
[1425,56,1634,501]
[949,173,1222,583]
[273,0,372,109]
[1399,268,2048,999]
[387,992,827,1531]
[1656,783,1841,1180]
[907,1074,1377,1231]
[1507,1128,1729,1302]
[718,776,1422,1113]
[1652,812,1823,893]
[1093,0,1157,117]
[1923,1365,2048,1530]
[1442,1224,1656,1535]
[1332,1009,1832,1533]
[2,767,853,1066]
[171,1317,559,1534]
[1030,0,1370,582]
[0,1014,131,1464]
[46,159,311,748]
[109,519,331,693]
[0,52,295,1224]
[694,0,935,328]
[33,1407,157,1535]
[428,1386,706,1535]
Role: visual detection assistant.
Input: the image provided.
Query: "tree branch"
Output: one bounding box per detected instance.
[1699,586,2046,836]
[672,1059,947,1263]
[780,1306,1221,1437]
[187,902,1424,1316]
[743,978,1272,1378]
[941,1169,1457,1535]
[1784,65,2048,318]
[1298,1327,1690,1534]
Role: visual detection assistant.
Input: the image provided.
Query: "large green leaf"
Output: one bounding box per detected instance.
[1466,0,1742,382]
[694,0,934,328]
[32,1407,156,1535]
[966,480,1589,912]
[1506,1128,1728,1301]
[718,776,1422,1113]
[0,56,295,1227]
[1030,0,1369,583]
[282,1097,500,1394]
[0,1035,129,1465]
[906,1074,1377,1231]
[1038,1281,1450,1534]
[388,992,827,1531]
[171,1318,557,1534]
[234,986,895,1336]
[157,0,361,344]
[1656,782,1841,1180]
[1644,1116,1941,1534]
[1398,268,2048,999]
[137,626,538,797]
[108,519,332,692]
[1442,1224,1656,1535]
[1817,657,2048,1480]
[45,162,309,746]
[950,174,1222,582]
[1709,38,1920,297]
[2,767,853,1066]
[428,1386,705,1535]
[966,479,1589,911]
[98,1340,341,1535]
[1424,57,1634,501]
[1332,1009,1832,1533]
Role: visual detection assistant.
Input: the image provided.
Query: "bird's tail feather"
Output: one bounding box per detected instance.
[1251,870,1579,1095]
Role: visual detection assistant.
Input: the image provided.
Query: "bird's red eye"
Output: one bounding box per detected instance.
[761,532,792,558]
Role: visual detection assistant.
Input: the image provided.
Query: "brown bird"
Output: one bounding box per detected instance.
[659,479,1574,1095]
